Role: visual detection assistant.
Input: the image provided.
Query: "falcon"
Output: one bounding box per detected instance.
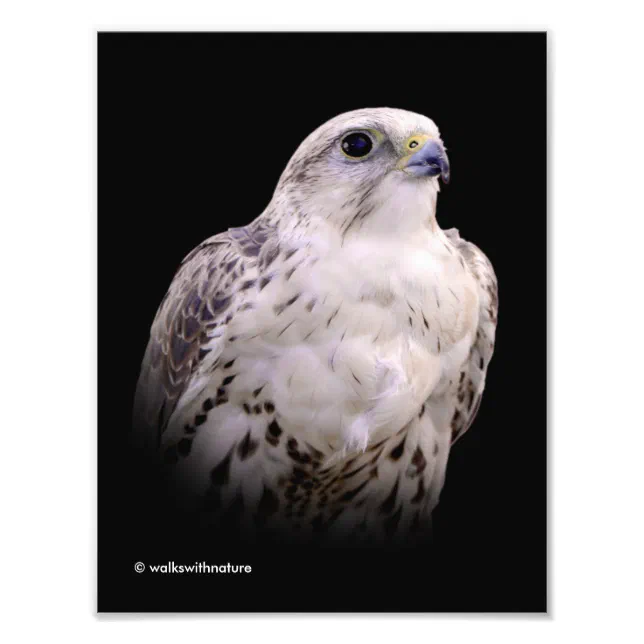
[133,108,498,543]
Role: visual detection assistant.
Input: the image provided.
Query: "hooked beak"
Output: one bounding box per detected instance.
[400,140,450,184]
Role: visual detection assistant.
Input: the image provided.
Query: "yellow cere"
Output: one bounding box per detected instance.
[404,134,432,151]
[396,134,433,171]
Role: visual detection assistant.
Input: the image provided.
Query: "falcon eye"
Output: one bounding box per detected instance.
[408,140,419,149]
[340,132,374,159]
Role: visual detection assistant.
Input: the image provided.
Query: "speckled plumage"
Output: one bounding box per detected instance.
[133,108,498,544]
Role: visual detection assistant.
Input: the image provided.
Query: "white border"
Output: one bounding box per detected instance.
[2,1,643,640]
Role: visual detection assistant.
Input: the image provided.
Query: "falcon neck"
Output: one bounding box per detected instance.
[266,176,442,246]
[339,176,441,243]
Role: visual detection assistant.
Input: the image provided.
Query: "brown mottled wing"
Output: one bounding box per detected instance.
[444,228,498,443]
[132,219,274,449]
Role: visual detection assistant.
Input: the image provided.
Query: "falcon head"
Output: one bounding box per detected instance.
[273,107,450,234]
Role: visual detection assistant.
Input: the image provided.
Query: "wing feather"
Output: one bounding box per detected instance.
[444,228,498,443]
[132,219,276,450]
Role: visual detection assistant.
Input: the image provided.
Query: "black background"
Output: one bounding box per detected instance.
[98,32,546,612]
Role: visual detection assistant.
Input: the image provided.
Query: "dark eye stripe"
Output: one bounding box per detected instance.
[341,132,373,158]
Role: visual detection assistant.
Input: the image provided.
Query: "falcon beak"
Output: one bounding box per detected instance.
[399,140,450,184]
